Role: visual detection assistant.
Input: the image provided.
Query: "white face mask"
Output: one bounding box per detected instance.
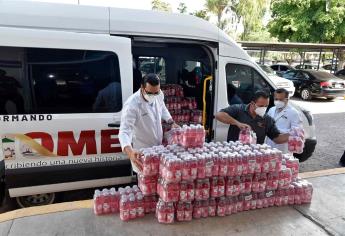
[255,106,267,117]
[274,100,286,109]
[143,94,156,104]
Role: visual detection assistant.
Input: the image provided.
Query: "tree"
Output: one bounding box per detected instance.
[191,10,210,21]
[245,29,277,42]
[151,0,172,12]
[205,0,232,30]
[177,2,188,14]
[269,0,345,68]
[232,0,270,40]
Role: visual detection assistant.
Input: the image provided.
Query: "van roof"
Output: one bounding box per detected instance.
[0,1,233,44]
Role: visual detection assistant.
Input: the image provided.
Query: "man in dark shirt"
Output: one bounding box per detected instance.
[215,90,289,144]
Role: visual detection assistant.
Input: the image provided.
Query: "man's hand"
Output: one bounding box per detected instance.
[236,121,251,130]
[124,146,143,172]
[171,122,180,129]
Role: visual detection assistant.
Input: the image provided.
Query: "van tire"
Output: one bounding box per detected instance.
[16,192,56,208]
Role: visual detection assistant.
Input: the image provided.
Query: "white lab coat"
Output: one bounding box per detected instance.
[119,90,172,172]
[266,104,303,153]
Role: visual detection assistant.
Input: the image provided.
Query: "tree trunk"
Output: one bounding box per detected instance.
[217,12,222,29]
[337,50,345,71]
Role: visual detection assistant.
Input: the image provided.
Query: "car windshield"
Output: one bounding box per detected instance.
[260,65,275,75]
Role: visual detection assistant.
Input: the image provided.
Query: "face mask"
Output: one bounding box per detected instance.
[255,106,267,117]
[143,93,156,104]
[274,100,286,109]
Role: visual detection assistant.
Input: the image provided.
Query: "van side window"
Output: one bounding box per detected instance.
[253,69,270,92]
[0,47,122,115]
[0,47,29,115]
[138,56,166,84]
[226,63,271,104]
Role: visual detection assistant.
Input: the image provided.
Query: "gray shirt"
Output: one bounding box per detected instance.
[220,104,281,144]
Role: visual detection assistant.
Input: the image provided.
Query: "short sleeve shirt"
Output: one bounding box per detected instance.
[220,104,281,144]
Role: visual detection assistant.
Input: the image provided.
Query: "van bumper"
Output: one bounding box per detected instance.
[294,138,317,162]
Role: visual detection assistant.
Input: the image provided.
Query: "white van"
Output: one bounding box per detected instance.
[0,1,316,207]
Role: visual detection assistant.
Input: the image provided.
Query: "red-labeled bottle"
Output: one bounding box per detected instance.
[93,190,103,215]
[201,200,209,218]
[208,197,217,217]
[193,200,202,219]
[217,197,226,217]
[250,193,257,210]
[243,194,252,211]
[185,202,193,221]
[136,193,145,218]
[218,177,225,197]
[210,177,219,198]
[236,195,244,213]
[176,202,184,222]
[119,195,130,221]
[102,189,111,214]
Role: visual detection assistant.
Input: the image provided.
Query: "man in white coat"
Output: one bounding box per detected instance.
[266,88,303,153]
[119,73,178,172]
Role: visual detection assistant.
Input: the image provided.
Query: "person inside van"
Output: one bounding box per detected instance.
[92,81,122,112]
[119,73,178,172]
[215,90,290,145]
[265,88,302,153]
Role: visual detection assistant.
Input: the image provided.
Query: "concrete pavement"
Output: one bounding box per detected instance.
[0,170,344,236]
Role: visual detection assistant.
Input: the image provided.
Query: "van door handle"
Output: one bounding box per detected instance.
[108,122,120,128]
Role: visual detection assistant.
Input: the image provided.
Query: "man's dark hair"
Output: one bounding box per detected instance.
[141,73,160,87]
[252,90,270,102]
[275,88,289,98]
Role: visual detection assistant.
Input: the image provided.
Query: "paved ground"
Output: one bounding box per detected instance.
[291,97,345,114]
[1,172,344,236]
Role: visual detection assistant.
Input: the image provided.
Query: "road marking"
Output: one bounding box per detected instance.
[299,167,345,179]
[0,200,92,223]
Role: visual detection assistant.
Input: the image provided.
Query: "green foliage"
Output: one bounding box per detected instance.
[177,2,188,14]
[151,0,172,12]
[269,0,345,43]
[191,9,210,21]
[205,0,232,29]
[245,29,278,42]
[232,0,270,40]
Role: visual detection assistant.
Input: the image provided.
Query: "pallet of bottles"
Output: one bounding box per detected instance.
[93,139,312,223]
[156,178,312,224]
[137,140,312,224]
[93,185,158,222]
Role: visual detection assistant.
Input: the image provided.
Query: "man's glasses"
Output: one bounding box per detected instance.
[144,89,160,96]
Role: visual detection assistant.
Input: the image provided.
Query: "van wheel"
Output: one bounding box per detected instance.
[16,193,56,208]
[326,97,335,101]
[300,88,312,100]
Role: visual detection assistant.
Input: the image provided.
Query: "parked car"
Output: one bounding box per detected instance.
[294,64,318,70]
[259,65,295,96]
[322,64,338,72]
[335,69,345,79]
[270,64,295,77]
[282,70,345,100]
